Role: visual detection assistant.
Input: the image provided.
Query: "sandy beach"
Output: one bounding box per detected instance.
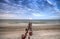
[0,23,60,39]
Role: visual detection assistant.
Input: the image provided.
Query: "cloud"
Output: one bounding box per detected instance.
[32,13,44,16]
[0,0,60,19]
[0,13,17,19]
[47,0,56,5]
[47,15,60,19]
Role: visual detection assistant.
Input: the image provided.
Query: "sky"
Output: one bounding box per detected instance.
[0,0,60,19]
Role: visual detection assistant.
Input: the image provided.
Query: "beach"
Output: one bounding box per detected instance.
[0,23,60,39]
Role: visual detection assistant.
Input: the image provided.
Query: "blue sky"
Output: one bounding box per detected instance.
[0,0,60,19]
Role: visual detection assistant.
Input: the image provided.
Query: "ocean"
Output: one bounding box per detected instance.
[0,19,60,24]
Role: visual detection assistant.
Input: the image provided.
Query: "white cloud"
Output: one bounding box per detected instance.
[0,13,17,19]
[28,17,32,20]
[0,0,60,19]
[0,13,29,19]
[32,13,44,16]
[47,0,56,6]
[4,0,10,3]
[42,15,60,19]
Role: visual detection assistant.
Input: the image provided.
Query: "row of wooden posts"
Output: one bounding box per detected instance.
[21,22,33,39]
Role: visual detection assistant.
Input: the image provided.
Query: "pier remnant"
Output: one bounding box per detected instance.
[21,22,33,39]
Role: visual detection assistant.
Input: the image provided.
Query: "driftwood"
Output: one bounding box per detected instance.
[21,22,33,39]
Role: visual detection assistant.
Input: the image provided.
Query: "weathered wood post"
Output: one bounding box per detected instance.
[21,22,33,39]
